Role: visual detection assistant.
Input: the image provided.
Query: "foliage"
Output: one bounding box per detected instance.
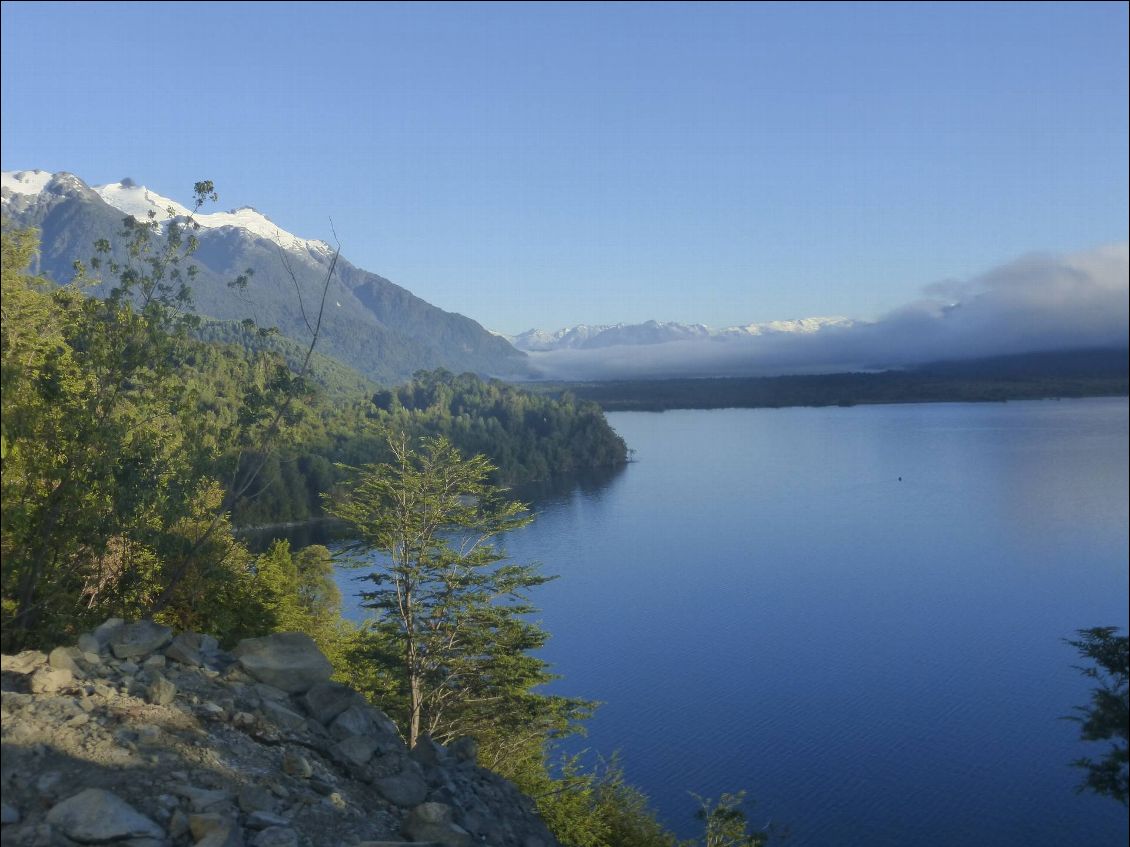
[325,435,590,751]
[0,193,317,649]
[695,792,767,847]
[1066,627,1129,805]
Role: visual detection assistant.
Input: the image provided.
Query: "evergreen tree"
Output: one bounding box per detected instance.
[326,435,569,750]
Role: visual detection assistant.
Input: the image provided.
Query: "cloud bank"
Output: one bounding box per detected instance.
[527,243,1129,380]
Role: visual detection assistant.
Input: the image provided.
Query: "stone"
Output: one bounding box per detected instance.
[165,632,204,666]
[281,751,312,779]
[300,681,362,724]
[375,769,429,808]
[92,617,126,647]
[328,703,394,740]
[245,810,289,830]
[198,701,226,721]
[448,736,478,764]
[170,784,233,812]
[238,786,276,815]
[0,802,19,824]
[411,735,447,767]
[334,734,380,767]
[142,654,166,670]
[0,651,46,674]
[77,632,101,654]
[47,646,84,677]
[401,802,473,847]
[253,683,291,702]
[260,699,307,732]
[189,813,243,847]
[147,674,177,706]
[251,826,298,847]
[232,633,332,694]
[45,789,165,842]
[28,666,72,694]
[110,620,172,660]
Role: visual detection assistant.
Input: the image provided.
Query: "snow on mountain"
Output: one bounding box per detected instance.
[508,316,855,351]
[0,170,333,259]
[92,179,334,258]
[1,169,54,196]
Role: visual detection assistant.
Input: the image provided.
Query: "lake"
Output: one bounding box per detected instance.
[335,398,1129,845]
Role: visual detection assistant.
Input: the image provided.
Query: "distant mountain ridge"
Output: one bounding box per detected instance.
[1,170,530,386]
[507,316,856,351]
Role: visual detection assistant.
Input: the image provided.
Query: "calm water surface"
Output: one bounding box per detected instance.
[336,398,1129,845]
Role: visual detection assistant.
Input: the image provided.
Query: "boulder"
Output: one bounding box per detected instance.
[259,699,308,732]
[29,666,72,694]
[48,646,85,677]
[375,769,429,808]
[45,788,164,842]
[335,734,380,767]
[0,651,46,674]
[251,826,298,847]
[109,620,172,659]
[448,736,478,764]
[232,633,331,694]
[147,674,177,706]
[401,802,473,847]
[301,681,363,724]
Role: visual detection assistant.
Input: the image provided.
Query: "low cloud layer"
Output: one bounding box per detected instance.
[527,243,1130,380]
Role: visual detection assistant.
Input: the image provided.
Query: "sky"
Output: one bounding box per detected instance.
[2,2,1128,336]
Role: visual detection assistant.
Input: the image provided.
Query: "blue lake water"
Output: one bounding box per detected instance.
[335,398,1129,845]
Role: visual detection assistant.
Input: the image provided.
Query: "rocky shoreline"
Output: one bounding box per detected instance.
[0,621,558,847]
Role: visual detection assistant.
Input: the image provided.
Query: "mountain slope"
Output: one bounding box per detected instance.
[2,170,529,385]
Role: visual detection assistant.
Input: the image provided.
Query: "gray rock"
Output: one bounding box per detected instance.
[110,621,172,660]
[0,802,19,824]
[45,788,165,842]
[300,681,362,724]
[232,633,331,694]
[401,802,473,847]
[411,735,447,767]
[147,674,177,706]
[253,683,291,702]
[329,703,397,740]
[448,736,478,764]
[92,617,126,647]
[0,651,46,674]
[77,632,101,654]
[170,784,233,812]
[29,666,72,694]
[244,810,289,830]
[189,813,243,847]
[375,769,429,808]
[237,786,276,815]
[260,699,307,732]
[165,632,204,666]
[142,654,166,670]
[334,734,380,767]
[281,751,312,779]
[251,826,298,847]
[48,646,84,677]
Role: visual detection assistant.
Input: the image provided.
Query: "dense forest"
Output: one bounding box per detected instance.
[3,216,754,846]
[524,349,1129,412]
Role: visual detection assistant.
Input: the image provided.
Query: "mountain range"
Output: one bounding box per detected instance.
[506,316,856,352]
[1,170,530,385]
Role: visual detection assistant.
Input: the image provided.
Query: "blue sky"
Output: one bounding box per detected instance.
[2,2,1127,334]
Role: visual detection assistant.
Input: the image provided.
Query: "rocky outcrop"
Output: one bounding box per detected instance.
[1,624,558,847]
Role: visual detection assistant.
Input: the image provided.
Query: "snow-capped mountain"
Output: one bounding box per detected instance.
[2,170,529,384]
[508,316,855,352]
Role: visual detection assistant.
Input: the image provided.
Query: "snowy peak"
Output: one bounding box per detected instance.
[507,317,855,351]
[92,180,334,258]
[1,169,54,196]
[0,170,333,259]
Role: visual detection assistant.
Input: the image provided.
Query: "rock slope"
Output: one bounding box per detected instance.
[0,621,557,847]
